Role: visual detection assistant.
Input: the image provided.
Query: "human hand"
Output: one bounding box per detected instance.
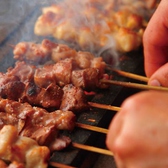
[143,0,168,79]
[106,91,168,168]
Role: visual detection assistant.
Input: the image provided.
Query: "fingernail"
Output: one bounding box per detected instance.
[149,79,161,86]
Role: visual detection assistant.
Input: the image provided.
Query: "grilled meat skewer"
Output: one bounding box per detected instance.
[0,125,50,168]
[0,98,76,151]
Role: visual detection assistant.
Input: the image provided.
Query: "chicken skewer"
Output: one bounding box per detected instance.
[0,125,50,168]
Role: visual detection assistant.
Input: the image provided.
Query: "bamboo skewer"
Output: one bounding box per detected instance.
[49,162,77,168]
[88,102,121,111]
[50,122,110,167]
[107,67,149,82]
[49,142,113,167]
[101,79,168,91]
[76,122,108,134]
[72,142,113,156]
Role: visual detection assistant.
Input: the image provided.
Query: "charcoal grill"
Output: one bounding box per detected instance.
[0,1,146,167]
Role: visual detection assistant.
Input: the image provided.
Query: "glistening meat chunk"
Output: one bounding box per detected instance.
[60,84,89,113]
[0,98,34,120]
[0,98,76,147]
[34,64,56,88]
[0,113,25,133]
[53,58,74,87]
[71,68,100,91]
[20,107,76,145]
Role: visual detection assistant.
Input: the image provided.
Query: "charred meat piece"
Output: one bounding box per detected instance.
[21,82,63,109]
[60,84,89,113]
[0,79,25,101]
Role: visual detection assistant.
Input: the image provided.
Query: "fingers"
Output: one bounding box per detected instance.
[148,62,168,87]
[106,91,168,168]
[106,91,153,155]
[143,0,168,77]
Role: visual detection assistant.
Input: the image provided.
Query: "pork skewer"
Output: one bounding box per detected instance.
[0,62,121,112]
[7,53,167,96]
[12,39,148,84]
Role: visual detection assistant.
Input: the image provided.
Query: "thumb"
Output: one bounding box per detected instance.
[148,63,168,87]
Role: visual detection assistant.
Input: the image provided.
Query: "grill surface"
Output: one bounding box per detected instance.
[0,1,145,167]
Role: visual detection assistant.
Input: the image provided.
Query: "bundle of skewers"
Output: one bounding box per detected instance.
[0,39,167,168]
